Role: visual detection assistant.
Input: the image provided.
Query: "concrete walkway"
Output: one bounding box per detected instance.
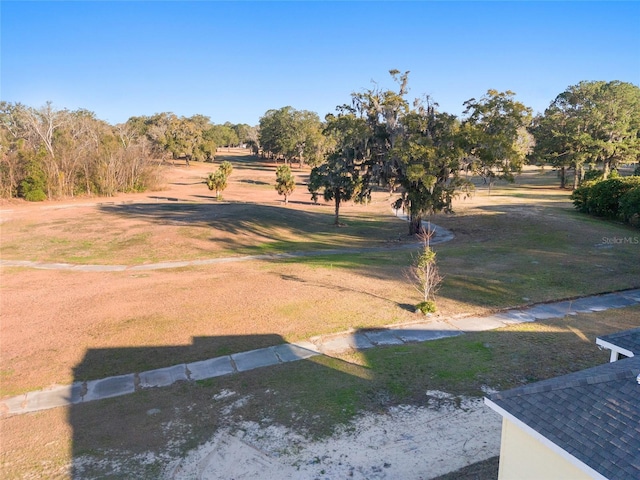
[2,288,639,417]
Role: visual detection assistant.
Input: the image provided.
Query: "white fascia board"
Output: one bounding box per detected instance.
[595,338,634,359]
[484,397,609,480]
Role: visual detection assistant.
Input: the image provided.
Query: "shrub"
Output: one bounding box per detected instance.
[18,174,47,202]
[583,169,603,182]
[17,152,47,201]
[571,176,640,227]
[619,186,640,226]
[570,181,596,213]
[22,186,47,202]
[416,301,437,314]
[584,178,627,218]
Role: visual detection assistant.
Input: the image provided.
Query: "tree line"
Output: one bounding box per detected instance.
[0,102,257,200]
[530,80,640,189]
[262,73,639,231]
[257,106,330,166]
[3,75,638,224]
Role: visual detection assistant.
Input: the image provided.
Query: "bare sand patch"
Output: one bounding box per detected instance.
[162,392,501,480]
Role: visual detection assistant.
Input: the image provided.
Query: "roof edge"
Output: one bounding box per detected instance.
[484,397,609,480]
[489,369,638,401]
[595,337,635,358]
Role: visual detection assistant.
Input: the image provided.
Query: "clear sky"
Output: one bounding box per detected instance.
[2,1,639,126]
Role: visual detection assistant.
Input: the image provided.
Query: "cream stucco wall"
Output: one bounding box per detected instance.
[497,419,596,480]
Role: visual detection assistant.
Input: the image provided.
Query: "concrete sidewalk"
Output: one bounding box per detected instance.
[2,289,639,417]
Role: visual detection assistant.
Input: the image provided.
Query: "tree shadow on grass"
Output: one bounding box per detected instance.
[97,202,409,254]
[238,179,270,186]
[397,303,417,312]
[286,200,320,206]
[278,272,419,312]
[189,194,222,200]
[98,202,335,237]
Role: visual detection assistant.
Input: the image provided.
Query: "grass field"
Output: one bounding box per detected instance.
[2,307,638,479]
[2,154,638,393]
[1,152,639,478]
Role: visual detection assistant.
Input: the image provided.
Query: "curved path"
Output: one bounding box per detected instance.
[0,224,454,272]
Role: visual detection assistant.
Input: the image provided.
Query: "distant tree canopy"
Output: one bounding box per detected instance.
[5,77,636,208]
[258,106,329,166]
[461,90,533,193]
[0,102,257,200]
[125,114,250,164]
[530,81,640,188]
[0,101,162,199]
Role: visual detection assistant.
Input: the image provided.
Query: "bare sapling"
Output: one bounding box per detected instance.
[407,223,443,314]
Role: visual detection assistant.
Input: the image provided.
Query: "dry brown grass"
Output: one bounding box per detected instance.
[1,153,639,397]
[1,151,639,478]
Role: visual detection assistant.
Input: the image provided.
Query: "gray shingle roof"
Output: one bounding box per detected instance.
[488,357,640,480]
[597,327,640,356]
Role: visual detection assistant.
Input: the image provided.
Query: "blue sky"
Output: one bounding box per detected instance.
[2,1,639,126]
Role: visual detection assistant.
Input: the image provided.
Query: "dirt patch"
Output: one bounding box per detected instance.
[72,392,500,480]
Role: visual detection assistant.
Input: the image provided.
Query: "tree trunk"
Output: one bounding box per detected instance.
[334,192,341,225]
[602,159,611,180]
[560,166,566,189]
[409,215,422,235]
[573,165,581,190]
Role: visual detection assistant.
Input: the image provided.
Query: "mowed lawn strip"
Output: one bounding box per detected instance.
[433,206,640,308]
[2,307,638,479]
